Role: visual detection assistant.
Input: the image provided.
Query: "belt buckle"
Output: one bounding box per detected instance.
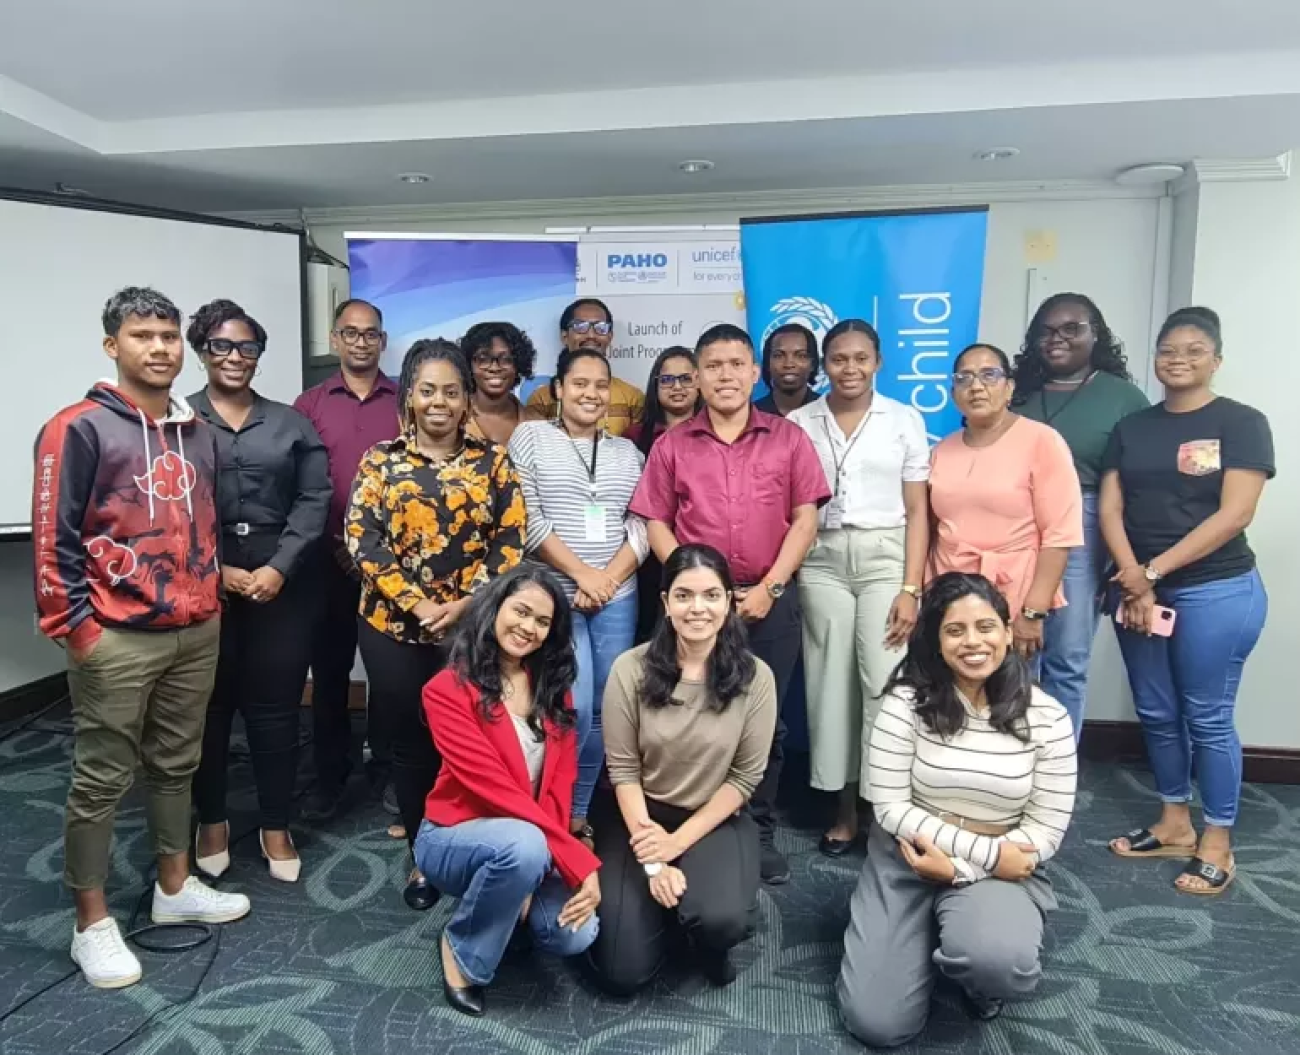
[233,522,250,537]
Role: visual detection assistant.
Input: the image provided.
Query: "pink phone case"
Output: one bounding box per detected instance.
[1116,605,1177,636]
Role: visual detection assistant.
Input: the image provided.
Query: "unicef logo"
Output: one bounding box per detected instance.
[762,296,839,346]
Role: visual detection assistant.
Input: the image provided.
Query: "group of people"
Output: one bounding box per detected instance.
[32,284,1273,1047]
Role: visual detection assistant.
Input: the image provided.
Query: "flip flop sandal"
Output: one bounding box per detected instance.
[1176,856,1236,896]
[1109,827,1197,858]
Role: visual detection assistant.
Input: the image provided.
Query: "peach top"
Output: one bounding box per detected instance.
[927,416,1083,615]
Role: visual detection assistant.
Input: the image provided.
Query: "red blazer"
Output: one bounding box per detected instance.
[422,668,601,888]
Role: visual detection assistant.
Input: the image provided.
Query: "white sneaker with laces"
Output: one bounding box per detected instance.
[70,917,142,989]
[151,876,251,925]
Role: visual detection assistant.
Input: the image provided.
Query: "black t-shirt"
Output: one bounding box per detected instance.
[1103,397,1275,587]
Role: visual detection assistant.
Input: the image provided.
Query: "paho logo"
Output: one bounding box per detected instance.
[762,296,839,347]
[607,252,669,269]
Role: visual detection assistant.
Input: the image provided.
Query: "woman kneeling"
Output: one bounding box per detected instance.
[837,572,1077,1048]
[588,544,777,994]
[417,567,601,1018]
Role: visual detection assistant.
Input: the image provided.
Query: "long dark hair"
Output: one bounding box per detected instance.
[397,338,472,433]
[1012,292,1131,401]
[883,572,1033,741]
[636,346,702,456]
[639,544,755,712]
[447,566,577,737]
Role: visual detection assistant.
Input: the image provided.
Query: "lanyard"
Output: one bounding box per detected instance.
[558,421,600,498]
[820,409,871,497]
[1038,371,1096,426]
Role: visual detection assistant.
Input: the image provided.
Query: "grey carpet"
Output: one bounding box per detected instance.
[1,711,1299,1055]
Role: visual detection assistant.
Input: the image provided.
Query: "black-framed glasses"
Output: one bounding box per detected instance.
[1036,321,1091,343]
[953,367,1008,389]
[334,326,384,346]
[566,320,613,336]
[471,353,514,371]
[205,338,264,360]
[657,372,696,389]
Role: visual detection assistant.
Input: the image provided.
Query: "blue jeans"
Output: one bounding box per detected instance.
[1115,569,1267,828]
[414,818,599,985]
[571,590,637,820]
[1041,491,1104,737]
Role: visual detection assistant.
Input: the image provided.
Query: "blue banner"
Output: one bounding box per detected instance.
[740,208,988,441]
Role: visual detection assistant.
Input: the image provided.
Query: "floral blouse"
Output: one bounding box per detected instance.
[345,432,526,644]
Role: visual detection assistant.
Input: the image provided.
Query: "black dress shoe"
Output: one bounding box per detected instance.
[442,977,486,1017]
[300,784,345,823]
[818,832,861,858]
[404,876,439,911]
[963,992,1004,1022]
[759,842,791,885]
[699,949,738,987]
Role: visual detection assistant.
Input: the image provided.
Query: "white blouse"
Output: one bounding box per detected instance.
[788,393,930,531]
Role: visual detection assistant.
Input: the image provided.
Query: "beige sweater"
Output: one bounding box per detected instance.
[602,643,777,810]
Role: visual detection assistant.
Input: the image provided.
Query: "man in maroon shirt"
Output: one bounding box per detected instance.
[293,299,399,820]
[630,323,829,884]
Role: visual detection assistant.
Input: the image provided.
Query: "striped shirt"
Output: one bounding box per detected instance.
[867,685,1077,883]
[507,421,649,602]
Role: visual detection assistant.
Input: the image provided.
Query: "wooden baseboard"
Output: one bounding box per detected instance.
[1081,719,1300,785]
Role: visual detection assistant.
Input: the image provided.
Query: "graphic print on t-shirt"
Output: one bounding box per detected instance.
[1177,439,1221,476]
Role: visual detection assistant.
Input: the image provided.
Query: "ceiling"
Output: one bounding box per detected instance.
[4,0,1300,214]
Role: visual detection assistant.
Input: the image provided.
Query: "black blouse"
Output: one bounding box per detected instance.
[189,390,332,577]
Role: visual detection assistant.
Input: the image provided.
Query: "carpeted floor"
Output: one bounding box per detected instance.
[1,709,1299,1055]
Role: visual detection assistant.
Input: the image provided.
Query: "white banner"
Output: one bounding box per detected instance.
[576,237,745,390]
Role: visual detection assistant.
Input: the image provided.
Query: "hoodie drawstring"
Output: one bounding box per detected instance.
[176,424,193,520]
[138,409,155,525]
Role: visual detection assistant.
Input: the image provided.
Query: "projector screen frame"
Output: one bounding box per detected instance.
[0,187,308,543]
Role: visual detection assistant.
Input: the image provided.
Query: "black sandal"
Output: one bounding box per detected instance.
[1109,827,1196,859]
[1175,857,1236,896]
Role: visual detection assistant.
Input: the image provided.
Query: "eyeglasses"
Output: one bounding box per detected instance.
[1035,321,1091,343]
[333,327,384,346]
[471,353,514,371]
[205,339,264,360]
[566,320,613,337]
[657,372,696,389]
[1155,346,1215,363]
[952,367,1008,388]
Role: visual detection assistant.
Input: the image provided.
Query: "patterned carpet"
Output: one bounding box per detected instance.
[1,709,1299,1055]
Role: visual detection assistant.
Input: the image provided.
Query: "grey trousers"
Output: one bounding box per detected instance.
[837,824,1057,1048]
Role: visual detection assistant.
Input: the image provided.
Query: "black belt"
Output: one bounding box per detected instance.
[222,522,281,536]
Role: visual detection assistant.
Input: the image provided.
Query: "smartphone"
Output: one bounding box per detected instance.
[1115,604,1177,637]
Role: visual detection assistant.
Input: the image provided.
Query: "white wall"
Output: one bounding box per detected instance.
[0,540,64,689]
[1174,174,1300,750]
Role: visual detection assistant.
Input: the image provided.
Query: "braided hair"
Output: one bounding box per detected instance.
[1011,293,1130,403]
[397,338,472,433]
[185,298,267,352]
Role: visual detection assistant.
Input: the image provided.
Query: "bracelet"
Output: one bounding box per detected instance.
[1021,607,1048,622]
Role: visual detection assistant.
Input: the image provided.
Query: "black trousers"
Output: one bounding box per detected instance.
[588,792,760,995]
[356,621,447,848]
[744,581,802,839]
[307,544,368,791]
[193,562,315,830]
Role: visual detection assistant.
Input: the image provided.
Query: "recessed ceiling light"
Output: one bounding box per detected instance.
[1115,163,1186,186]
[974,147,1020,162]
[397,172,431,184]
[678,159,715,174]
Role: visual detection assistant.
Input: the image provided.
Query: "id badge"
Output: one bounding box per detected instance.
[584,504,607,543]
[824,494,846,531]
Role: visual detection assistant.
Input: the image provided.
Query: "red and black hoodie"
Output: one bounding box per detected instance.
[33,382,221,652]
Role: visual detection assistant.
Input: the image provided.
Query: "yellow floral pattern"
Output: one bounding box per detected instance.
[345,433,525,643]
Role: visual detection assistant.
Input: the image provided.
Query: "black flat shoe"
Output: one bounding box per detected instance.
[963,992,1004,1022]
[699,949,738,987]
[404,876,439,911]
[442,977,486,1017]
[818,833,861,858]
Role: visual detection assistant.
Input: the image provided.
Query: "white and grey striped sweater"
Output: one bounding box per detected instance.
[867,684,1077,882]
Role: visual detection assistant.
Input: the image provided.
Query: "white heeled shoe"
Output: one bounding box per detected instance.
[260,830,301,883]
[194,821,230,879]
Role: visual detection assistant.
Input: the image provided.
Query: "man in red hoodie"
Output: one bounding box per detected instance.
[34,287,251,990]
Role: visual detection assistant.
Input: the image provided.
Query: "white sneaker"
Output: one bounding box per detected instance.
[151,876,251,925]
[70,917,142,989]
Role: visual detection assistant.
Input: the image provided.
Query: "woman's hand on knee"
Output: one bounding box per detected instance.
[648,866,687,908]
[557,872,601,931]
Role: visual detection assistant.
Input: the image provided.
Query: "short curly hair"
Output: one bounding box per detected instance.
[460,321,538,382]
[185,298,268,353]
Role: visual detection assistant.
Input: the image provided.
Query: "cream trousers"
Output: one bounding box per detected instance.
[800,526,906,792]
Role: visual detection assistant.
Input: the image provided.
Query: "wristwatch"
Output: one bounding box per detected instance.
[900,583,922,599]
[1021,607,1048,622]
[643,862,663,878]
[1144,563,1163,584]
[765,580,786,600]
